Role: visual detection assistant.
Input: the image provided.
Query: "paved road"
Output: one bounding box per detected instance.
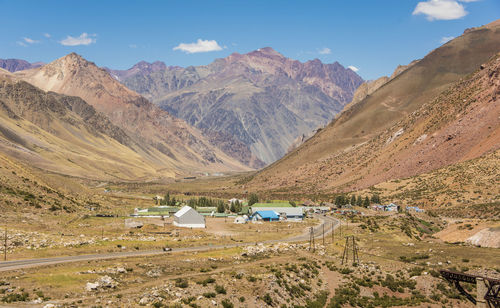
[0,214,339,272]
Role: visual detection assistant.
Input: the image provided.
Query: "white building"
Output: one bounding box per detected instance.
[173,206,206,228]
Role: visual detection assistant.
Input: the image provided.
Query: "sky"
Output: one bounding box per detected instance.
[0,0,498,80]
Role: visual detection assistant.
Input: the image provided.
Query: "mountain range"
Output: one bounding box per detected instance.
[0,58,44,72]
[107,47,363,166]
[243,20,500,199]
[0,54,248,181]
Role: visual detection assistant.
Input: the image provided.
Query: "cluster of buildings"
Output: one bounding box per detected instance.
[370,203,400,212]
[131,196,425,229]
[406,206,425,213]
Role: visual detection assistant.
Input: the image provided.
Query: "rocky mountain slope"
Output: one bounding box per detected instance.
[12,53,248,179]
[0,76,151,180]
[0,58,44,72]
[243,20,500,194]
[346,60,420,112]
[109,48,363,166]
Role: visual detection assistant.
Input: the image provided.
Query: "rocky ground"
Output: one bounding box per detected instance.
[2,211,498,307]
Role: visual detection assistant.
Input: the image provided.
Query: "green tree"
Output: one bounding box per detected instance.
[217,200,226,213]
[335,195,343,206]
[289,201,297,207]
[356,195,363,206]
[230,200,241,213]
[248,193,259,206]
[350,195,356,205]
[371,194,381,204]
[363,196,370,208]
[169,196,177,206]
[187,198,197,209]
[162,192,170,205]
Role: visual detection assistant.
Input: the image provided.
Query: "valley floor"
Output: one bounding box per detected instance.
[1,207,499,307]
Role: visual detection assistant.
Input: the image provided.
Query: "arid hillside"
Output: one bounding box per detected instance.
[0,75,203,181]
[13,53,248,178]
[244,20,500,195]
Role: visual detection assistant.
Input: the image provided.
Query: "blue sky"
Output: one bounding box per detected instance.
[0,0,498,80]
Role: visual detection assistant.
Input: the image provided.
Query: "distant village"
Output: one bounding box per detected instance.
[130,193,424,228]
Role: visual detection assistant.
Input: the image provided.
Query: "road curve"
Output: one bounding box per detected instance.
[0,214,339,272]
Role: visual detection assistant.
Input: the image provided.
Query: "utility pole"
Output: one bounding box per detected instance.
[341,235,360,265]
[322,224,325,246]
[309,227,315,252]
[4,228,7,261]
[331,222,334,244]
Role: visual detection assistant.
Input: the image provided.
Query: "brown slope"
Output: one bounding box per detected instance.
[0,76,169,181]
[14,53,248,175]
[346,59,420,112]
[245,19,500,193]
[359,150,500,216]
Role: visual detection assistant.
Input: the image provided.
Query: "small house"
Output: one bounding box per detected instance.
[385,203,399,212]
[371,204,385,211]
[173,206,206,228]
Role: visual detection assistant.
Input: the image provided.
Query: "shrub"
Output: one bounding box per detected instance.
[215,285,226,294]
[175,278,188,288]
[197,277,216,286]
[2,292,30,303]
[203,292,216,298]
[221,299,234,308]
[262,293,273,305]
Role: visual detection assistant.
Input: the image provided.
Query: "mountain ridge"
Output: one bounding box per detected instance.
[0,58,44,72]
[110,47,363,165]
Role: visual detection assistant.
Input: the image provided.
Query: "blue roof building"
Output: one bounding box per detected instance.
[251,210,280,221]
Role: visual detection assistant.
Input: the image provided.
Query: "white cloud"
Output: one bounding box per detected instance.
[16,41,27,47]
[459,0,479,2]
[318,47,331,55]
[440,36,455,43]
[129,44,137,48]
[43,33,51,38]
[23,37,39,44]
[348,66,359,72]
[173,39,223,54]
[413,0,467,20]
[60,33,96,46]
